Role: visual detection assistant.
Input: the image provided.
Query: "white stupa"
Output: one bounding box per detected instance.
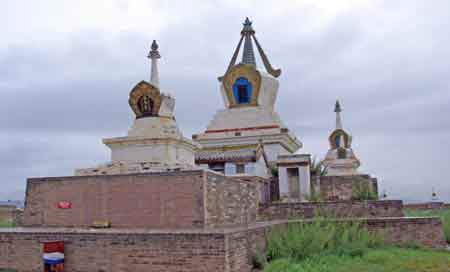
[76,41,199,175]
[193,18,301,176]
[322,100,360,176]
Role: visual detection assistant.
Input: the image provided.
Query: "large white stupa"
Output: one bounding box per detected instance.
[193,18,302,177]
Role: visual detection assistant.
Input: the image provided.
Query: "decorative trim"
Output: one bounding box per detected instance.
[222,64,261,107]
[329,129,350,149]
[128,81,162,118]
[277,162,309,167]
[205,125,279,134]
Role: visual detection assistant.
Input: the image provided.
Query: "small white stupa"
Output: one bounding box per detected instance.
[76,41,199,175]
[322,100,360,176]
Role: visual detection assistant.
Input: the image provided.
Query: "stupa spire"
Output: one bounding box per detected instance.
[335,100,343,130]
[241,18,256,65]
[148,40,161,88]
[221,18,281,80]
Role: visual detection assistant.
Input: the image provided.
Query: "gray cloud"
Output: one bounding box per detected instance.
[1,1,450,202]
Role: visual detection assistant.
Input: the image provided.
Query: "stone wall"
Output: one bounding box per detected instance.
[258,200,404,220]
[314,175,378,201]
[205,172,258,228]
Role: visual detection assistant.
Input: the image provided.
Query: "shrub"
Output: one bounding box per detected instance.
[0,219,14,228]
[351,178,377,201]
[265,219,383,264]
[440,209,450,243]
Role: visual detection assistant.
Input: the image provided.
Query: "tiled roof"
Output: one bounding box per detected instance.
[196,148,258,163]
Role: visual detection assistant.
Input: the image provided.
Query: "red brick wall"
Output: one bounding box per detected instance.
[23,170,259,229]
[23,171,206,229]
[258,200,404,220]
[0,230,227,272]
[223,217,447,272]
[0,217,446,272]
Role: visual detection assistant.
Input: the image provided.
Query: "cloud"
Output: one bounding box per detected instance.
[1,0,450,202]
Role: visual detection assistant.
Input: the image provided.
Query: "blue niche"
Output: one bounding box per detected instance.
[335,135,341,148]
[232,77,253,104]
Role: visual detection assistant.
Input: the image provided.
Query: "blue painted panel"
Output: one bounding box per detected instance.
[232,77,253,104]
[335,136,341,148]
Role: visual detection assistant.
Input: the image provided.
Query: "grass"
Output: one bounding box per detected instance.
[264,220,383,264]
[0,219,14,228]
[404,208,450,243]
[264,248,450,272]
[258,218,450,272]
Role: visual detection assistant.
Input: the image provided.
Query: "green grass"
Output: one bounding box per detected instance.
[263,220,383,264]
[253,219,384,269]
[264,248,450,272]
[258,218,450,272]
[0,219,14,228]
[404,208,450,243]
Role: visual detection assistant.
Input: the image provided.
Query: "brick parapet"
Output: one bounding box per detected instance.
[23,170,259,229]
[313,174,379,201]
[0,216,446,272]
[258,200,404,220]
[404,202,450,211]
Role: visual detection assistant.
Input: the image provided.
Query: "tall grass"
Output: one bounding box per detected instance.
[405,208,450,243]
[264,248,450,272]
[262,219,383,267]
[0,219,14,228]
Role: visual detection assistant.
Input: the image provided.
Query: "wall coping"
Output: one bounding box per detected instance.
[262,200,403,207]
[27,169,207,183]
[1,217,441,236]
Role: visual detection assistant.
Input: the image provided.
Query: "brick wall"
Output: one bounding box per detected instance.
[404,202,449,211]
[0,227,268,272]
[205,172,258,228]
[314,175,378,201]
[364,217,447,248]
[23,171,206,229]
[23,170,259,229]
[223,217,447,271]
[0,229,227,272]
[258,200,404,220]
[0,216,446,272]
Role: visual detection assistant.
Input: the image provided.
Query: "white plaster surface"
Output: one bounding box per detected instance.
[298,165,311,200]
[277,154,312,201]
[278,166,289,196]
[322,148,361,176]
[128,116,181,138]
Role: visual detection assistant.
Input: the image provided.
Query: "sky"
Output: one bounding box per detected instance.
[1,0,450,203]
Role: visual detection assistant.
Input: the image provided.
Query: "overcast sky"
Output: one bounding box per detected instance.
[1,0,449,203]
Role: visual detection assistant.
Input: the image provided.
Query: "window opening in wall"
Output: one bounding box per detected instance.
[209,163,225,174]
[287,167,300,199]
[236,164,245,174]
